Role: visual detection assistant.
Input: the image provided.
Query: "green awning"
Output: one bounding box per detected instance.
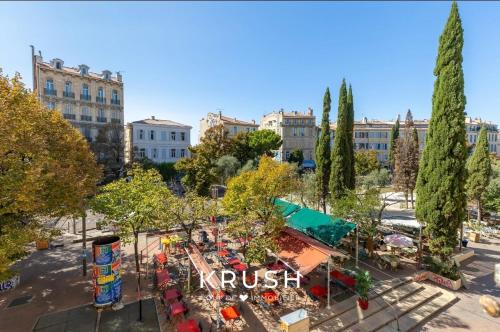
[286,208,356,247]
[274,198,301,217]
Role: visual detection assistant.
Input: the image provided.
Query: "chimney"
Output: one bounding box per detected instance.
[279,108,284,114]
[151,116,155,120]
[307,107,313,116]
[252,119,255,124]
[218,110,222,119]
[116,72,122,82]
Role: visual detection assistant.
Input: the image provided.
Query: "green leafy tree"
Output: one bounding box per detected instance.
[416,1,467,260]
[248,129,282,157]
[215,155,241,185]
[359,169,391,190]
[156,162,178,182]
[91,166,173,305]
[394,110,420,208]
[0,72,101,275]
[330,79,351,201]
[346,85,356,189]
[295,172,319,209]
[288,149,304,166]
[389,116,400,170]
[316,87,332,213]
[465,127,491,223]
[229,132,256,164]
[484,160,500,213]
[355,150,380,176]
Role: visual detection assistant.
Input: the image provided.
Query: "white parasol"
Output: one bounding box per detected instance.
[384,234,413,248]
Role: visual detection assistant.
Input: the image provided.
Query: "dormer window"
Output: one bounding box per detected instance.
[56,62,62,69]
[102,70,112,80]
[79,65,89,76]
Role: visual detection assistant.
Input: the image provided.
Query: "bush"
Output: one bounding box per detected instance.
[423,256,460,280]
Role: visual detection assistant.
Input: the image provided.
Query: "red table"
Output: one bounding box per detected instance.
[170,301,187,316]
[233,263,248,272]
[156,269,171,288]
[228,258,241,265]
[330,270,356,288]
[310,285,327,298]
[220,306,241,321]
[154,252,167,265]
[218,250,229,257]
[176,319,200,332]
[164,289,181,302]
[261,290,279,304]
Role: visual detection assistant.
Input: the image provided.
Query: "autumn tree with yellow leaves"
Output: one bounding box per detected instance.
[0,71,101,276]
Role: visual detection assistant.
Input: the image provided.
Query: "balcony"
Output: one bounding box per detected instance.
[97,117,107,123]
[81,115,92,122]
[63,113,76,120]
[96,96,106,104]
[63,91,75,99]
[111,118,121,124]
[111,99,121,106]
[80,94,91,101]
[44,88,57,96]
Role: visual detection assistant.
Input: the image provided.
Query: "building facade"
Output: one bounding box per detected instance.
[199,111,258,141]
[124,116,191,164]
[32,49,124,143]
[330,116,499,166]
[260,108,317,162]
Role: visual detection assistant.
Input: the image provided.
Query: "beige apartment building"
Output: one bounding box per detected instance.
[32,48,124,143]
[199,111,259,141]
[330,116,499,166]
[260,108,317,162]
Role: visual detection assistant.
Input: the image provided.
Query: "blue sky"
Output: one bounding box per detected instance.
[1,1,499,142]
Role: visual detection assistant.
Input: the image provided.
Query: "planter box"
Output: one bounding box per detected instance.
[0,274,20,293]
[36,240,49,250]
[468,232,480,242]
[413,271,462,290]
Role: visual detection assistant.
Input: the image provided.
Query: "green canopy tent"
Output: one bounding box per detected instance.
[274,198,302,218]
[287,208,356,247]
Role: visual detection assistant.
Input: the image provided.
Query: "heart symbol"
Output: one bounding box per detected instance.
[239,294,248,302]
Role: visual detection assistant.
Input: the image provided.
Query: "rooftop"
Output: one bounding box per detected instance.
[131,116,192,129]
[263,108,315,118]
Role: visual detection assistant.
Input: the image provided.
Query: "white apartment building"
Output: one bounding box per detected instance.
[330,116,499,166]
[260,108,317,162]
[125,116,191,164]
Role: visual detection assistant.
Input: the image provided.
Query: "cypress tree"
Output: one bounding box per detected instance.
[346,84,355,189]
[316,87,332,213]
[393,110,419,208]
[389,116,400,170]
[330,80,349,200]
[465,127,491,223]
[416,1,467,260]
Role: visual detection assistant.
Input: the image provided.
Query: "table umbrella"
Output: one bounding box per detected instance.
[170,301,187,316]
[218,250,229,257]
[384,234,413,248]
[233,263,248,272]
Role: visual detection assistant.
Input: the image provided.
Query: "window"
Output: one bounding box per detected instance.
[139,129,144,140]
[171,131,176,141]
[56,62,62,69]
[285,151,290,160]
[45,79,54,91]
[161,149,167,160]
[293,128,297,136]
[246,127,250,133]
[161,131,167,141]
[81,107,92,121]
[64,104,74,115]
[152,148,158,159]
[82,84,89,97]
[180,132,186,141]
[97,109,106,122]
[180,149,186,158]
[300,127,305,136]
[64,81,72,93]
[233,126,237,134]
[150,130,155,140]
[112,90,118,100]
[171,149,176,158]
[46,101,55,110]
[83,127,91,140]
[139,148,146,158]
[98,87,104,98]
[81,67,88,75]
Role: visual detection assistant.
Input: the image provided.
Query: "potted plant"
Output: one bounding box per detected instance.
[355,270,373,310]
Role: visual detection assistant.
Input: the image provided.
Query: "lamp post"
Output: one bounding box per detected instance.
[327,257,331,309]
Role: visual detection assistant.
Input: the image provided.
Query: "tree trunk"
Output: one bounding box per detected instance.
[322,198,326,214]
[366,236,374,256]
[404,191,408,209]
[187,228,193,293]
[410,190,414,209]
[134,232,142,321]
[477,200,482,224]
[82,212,87,276]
